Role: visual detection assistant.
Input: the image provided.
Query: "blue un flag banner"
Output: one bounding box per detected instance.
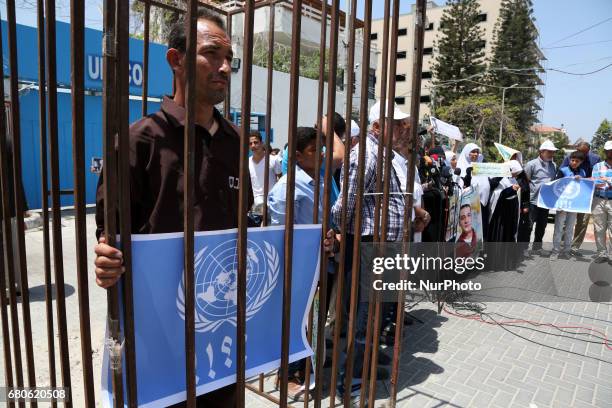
[537,178,595,213]
[102,225,322,407]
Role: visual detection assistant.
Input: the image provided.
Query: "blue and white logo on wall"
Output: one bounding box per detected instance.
[102,226,321,407]
[177,240,280,333]
[537,178,595,213]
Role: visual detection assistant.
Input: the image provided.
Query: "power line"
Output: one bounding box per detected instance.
[544,16,612,47]
[548,62,612,76]
[543,39,612,50]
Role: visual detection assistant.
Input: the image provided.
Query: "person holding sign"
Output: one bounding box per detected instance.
[523,140,558,254]
[457,143,491,236]
[551,151,586,259]
[591,141,612,263]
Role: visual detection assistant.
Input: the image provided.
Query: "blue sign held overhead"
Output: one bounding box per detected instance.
[537,178,595,213]
[102,225,322,408]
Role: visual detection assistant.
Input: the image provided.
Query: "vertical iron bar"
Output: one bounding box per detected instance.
[36,1,58,404]
[342,0,372,405]
[102,0,123,405]
[313,0,340,406]
[367,0,400,405]
[6,0,37,399]
[224,14,232,120]
[237,1,256,407]
[303,0,327,403]
[278,0,301,406]
[142,0,151,116]
[358,0,391,404]
[328,0,357,405]
[183,1,198,406]
[116,0,138,405]
[389,1,426,406]
[0,19,15,407]
[260,1,275,233]
[71,0,96,405]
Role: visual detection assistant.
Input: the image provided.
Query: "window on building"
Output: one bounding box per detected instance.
[475,40,486,49]
[398,28,407,36]
[370,32,378,40]
[395,97,406,105]
[397,51,407,59]
[425,22,434,31]
[477,13,487,22]
[368,69,376,99]
[421,71,432,79]
[396,74,406,82]
[420,94,431,103]
[423,47,433,55]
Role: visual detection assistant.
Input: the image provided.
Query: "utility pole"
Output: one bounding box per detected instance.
[499,83,518,143]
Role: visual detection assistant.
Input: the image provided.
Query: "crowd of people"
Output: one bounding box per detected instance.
[92,7,612,406]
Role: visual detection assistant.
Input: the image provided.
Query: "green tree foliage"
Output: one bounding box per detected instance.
[489,0,542,133]
[431,0,486,109]
[592,119,612,157]
[435,95,523,161]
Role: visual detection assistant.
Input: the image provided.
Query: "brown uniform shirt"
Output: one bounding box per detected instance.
[96,96,253,237]
[95,96,253,407]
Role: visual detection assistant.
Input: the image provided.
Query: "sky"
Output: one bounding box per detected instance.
[4,0,612,142]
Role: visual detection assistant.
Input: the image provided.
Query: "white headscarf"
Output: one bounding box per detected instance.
[457,143,490,206]
[444,150,456,168]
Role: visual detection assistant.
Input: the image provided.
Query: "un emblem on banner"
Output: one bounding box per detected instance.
[177,239,280,332]
[553,178,581,200]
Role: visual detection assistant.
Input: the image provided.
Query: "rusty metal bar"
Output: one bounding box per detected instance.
[237,1,256,406]
[35,1,58,405]
[328,0,357,405]
[260,1,275,234]
[358,0,391,404]
[313,0,340,407]
[224,14,233,120]
[142,0,151,116]
[302,1,328,403]
[277,0,301,406]
[0,13,16,405]
[342,0,373,405]
[389,1,426,406]
[245,383,296,407]
[367,0,401,405]
[6,0,38,398]
[102,0,123,406]
[228,0,279,16]
[116,0,138,406]
[71,0,96,406]
[182,1,198,406]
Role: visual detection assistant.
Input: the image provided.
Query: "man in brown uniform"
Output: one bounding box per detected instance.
[94,7,251,407]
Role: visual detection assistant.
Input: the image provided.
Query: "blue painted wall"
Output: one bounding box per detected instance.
[1,20,173,209]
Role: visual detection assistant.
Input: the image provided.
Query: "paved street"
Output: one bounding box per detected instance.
[1,212,611,407]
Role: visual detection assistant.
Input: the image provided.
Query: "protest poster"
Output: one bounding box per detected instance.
[471,162,511,178]
[537,178,595,213]
[102,225,321,407]
[448,187,483,259]
[493,142,523,163]
[430,116,463,141]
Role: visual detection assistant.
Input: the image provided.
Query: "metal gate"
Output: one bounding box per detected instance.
[0,0,427,406]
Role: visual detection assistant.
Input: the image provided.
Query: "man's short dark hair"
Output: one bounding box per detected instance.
[460,204,471,211]
[249,130,262,142]
[167,7,226,52]
[296,127,318,153]
[570,150,586,161]
[331,112,346,138]
[576,141,590,150]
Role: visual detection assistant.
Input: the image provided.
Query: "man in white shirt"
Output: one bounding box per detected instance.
[248,130,282,215]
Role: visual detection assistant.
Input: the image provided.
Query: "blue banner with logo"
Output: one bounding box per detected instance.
[537,178,595,213]
[102,225,321,407]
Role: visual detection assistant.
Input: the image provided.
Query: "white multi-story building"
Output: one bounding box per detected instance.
[370,0,545,120]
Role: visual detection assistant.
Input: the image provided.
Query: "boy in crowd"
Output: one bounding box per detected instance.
[248,130,282,216]
[551,150,585,259]
[267,126,337,401]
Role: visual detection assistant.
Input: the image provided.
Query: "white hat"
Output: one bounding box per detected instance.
[368,99,410,124]
[350,120,360,138]
[539,140,558,151]
[604,141,612,151]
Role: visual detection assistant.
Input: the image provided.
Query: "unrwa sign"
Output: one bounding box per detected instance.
[87,54,144,87]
